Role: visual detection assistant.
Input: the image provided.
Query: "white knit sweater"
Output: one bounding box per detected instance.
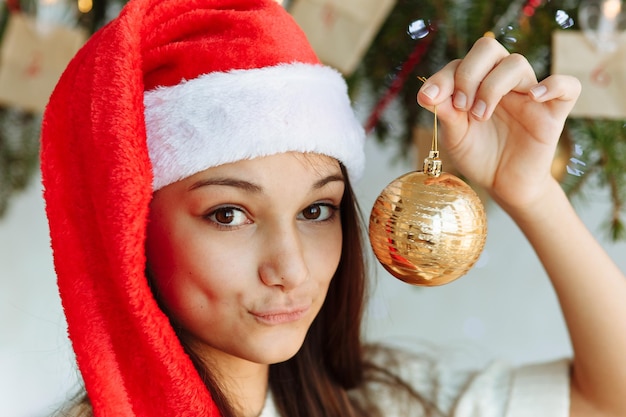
[63,347,570,417]
[260,347,570,417]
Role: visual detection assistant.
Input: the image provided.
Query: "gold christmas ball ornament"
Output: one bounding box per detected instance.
[369,169,487,286]
[368,99,487,286]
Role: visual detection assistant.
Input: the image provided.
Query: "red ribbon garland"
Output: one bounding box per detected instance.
[6,0,21,12]
[522,0,543,17]
[364,32,435,134]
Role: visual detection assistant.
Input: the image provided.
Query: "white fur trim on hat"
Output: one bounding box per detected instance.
[144,63,365,191]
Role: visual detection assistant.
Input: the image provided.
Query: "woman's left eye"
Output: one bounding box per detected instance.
[298,203,338,222]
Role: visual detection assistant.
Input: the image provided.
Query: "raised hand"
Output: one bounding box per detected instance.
[417,37,581,213]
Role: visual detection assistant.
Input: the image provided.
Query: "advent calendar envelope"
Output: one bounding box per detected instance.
[290,0,395,75]
[552,30,626,119]
[0,13,87,113]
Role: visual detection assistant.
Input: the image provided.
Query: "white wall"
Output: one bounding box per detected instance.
[1,139,625,416]
[0,173,78,417]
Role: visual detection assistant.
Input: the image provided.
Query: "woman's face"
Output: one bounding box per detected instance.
[146,152,344,367]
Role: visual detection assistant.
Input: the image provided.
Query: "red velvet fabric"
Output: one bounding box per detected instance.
[40,1,319,415]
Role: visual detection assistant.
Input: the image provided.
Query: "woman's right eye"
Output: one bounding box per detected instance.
[205,206,251,228]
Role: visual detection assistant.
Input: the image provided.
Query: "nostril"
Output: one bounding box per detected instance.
[258,254,309,290]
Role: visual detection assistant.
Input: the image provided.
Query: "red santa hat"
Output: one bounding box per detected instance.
[143,6,365,190]
[40,0,364,416]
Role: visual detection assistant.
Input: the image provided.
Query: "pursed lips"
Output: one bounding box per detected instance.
[249,305,311,325]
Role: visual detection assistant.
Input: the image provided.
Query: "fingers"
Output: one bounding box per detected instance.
[418,37,538,120]
[461,52,538,120]
[529,74,581,109]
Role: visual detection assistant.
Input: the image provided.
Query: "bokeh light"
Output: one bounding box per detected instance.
[555,10,575,28]
[407,19,431,40]
[77,0,92,13]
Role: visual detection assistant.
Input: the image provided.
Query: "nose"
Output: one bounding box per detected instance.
[258,223,309,290]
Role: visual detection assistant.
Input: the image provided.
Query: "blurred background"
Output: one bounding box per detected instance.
[1,0,625,416]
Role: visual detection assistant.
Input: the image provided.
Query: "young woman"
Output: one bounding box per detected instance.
[42,0,626,416]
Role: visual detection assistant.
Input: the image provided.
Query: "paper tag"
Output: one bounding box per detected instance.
[0,13,87,112]
[552,30,626,119]
[290,0,396,75]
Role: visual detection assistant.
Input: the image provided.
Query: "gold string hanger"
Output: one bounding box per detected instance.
[418,76,442,177]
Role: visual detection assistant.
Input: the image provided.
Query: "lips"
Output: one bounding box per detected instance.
[250,305,311,325]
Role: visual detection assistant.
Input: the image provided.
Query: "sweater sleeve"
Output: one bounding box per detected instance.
[451,359,570,417]
[505,359,570,417]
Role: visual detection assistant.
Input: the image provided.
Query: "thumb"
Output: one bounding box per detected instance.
[529,74,581,120]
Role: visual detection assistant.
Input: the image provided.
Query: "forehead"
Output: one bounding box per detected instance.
[196,152,341,179]
[289,152,343,174]
[164,152,343,194]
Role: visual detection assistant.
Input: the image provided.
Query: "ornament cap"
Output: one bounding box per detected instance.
[423,150,443,177]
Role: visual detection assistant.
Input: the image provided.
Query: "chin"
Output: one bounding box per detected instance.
[270,348,302,365]
[252,333,308,365]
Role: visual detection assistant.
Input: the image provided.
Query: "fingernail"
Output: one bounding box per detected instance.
[530,85,547,99]
[471,100,487,118]
[422,84,440,99]
[453,91,467,109]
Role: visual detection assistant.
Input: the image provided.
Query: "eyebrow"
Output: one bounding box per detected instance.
[188,178,263,193]
[313,174,345,189]
[188,173,345,193]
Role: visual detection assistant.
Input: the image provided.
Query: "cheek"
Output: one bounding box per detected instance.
[146,213,256,312]
[145,214,206,309]
[148,223,231,294]
[308,226,343,285]
[145,210,184,285]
